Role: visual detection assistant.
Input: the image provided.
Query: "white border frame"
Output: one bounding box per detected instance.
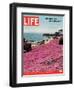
[16,7,70,83]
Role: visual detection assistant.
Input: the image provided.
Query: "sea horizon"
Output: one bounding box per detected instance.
[23,33,50,42]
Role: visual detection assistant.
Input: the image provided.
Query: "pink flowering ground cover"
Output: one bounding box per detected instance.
[23,38,63,75]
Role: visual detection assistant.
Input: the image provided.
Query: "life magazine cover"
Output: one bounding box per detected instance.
[22,13,63,75]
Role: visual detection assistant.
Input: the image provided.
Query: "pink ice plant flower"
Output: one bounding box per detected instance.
[23,38,63,75]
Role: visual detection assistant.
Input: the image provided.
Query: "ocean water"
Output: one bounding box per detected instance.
[23,33,48,42]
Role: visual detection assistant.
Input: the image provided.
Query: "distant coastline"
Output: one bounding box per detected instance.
[23,29,63,43]
[24,33,49,42]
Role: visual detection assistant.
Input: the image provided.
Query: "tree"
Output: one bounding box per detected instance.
[55,32,59,36]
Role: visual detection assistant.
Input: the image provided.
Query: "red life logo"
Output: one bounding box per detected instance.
[23,16,39,26]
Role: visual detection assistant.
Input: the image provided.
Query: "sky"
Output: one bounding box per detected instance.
[23,14,64,34]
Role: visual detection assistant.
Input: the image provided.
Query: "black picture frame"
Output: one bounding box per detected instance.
[10,3,72,87]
